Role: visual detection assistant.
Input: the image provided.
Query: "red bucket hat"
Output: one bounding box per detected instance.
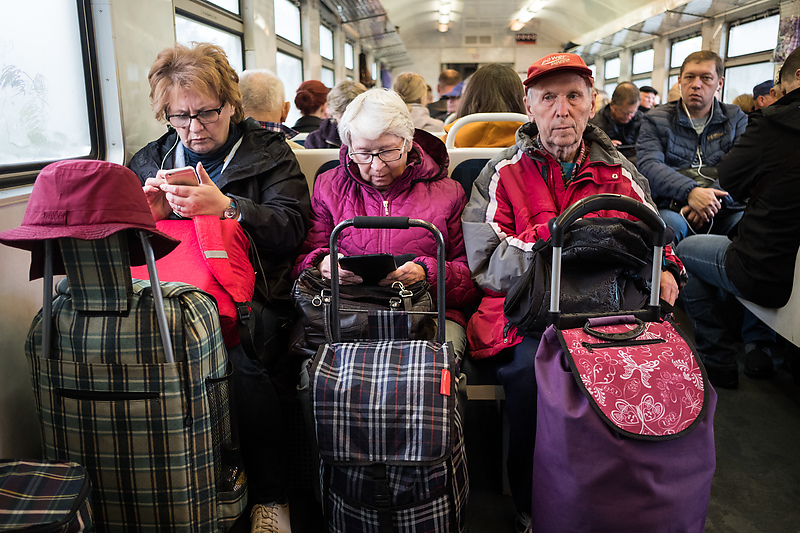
[0,159,180,279]
[523,53,594,88]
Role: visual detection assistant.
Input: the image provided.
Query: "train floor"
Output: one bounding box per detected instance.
[232,306,800,532]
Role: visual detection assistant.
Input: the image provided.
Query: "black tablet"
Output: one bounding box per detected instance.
[338,254,397,284]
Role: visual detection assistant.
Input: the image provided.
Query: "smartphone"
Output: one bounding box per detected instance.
[164,166,200,186]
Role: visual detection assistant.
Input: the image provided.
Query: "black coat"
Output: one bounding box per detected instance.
[129,118,311,306]
[720,88,800,307]
[292,115,323,133]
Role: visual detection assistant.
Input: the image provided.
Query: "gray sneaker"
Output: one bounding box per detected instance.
[250,502,291,533]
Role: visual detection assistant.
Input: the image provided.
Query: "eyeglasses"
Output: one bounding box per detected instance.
[166,105,224,128]
[348,148,404,165]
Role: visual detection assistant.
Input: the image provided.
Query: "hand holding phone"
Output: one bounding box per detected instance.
[163,166,200,186]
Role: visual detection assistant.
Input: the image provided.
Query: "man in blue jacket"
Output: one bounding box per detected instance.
[637,51,747,242]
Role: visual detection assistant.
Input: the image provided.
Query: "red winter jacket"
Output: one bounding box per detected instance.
[462,122,684,359]
[294,129,480,324]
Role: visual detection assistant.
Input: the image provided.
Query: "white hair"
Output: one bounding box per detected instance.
[338,89,414,149]
[239,69,286,115]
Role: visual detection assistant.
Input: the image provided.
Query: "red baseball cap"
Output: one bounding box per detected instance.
[523,53,594,88]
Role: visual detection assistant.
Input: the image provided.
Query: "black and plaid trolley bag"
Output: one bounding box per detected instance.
[530,195,717,532]
[307,216,468,533]
[25,232,247,532]
[0,460,93,531]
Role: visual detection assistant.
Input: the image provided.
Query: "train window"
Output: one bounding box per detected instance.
[277,51,303,125]
[345,42,355,71]
[175,14,244,72]
[723,62,776,102]
[633,78,653,88]
[603,82,618,96]
[320,25,334,61]
[669,74,679,89]
[203,0,240,15]
[670,35,702,69]
[275,0,302,46]
[1,1,96,172]
[321,67,335,88]
[604,57,620,80]
[587,64,597,80]
[632,49,654,75]
[372,61,378,84]
[727,15,780,58]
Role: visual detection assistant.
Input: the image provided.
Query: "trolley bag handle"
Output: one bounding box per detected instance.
[328,216,446,344]
[582,315,645,341]
[40,234,175,364]
[548,194,668,328]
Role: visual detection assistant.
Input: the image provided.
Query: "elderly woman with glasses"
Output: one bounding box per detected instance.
[293,88,479,355]
[128,42,309,532]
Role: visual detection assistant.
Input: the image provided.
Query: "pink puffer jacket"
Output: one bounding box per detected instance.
[294,129,480,323]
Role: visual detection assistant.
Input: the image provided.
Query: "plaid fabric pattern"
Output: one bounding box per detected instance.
[367,310,411,340]
[0,460,93,531]
[59,235,132,313]
[311,340,468,532]
[25,237,244,532]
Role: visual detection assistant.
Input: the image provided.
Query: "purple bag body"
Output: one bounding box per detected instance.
[532,322,717,533]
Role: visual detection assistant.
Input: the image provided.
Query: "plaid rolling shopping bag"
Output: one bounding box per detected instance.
[306,217,468,533]
[0,460,93,532]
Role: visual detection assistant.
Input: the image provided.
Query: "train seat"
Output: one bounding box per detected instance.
[737,246,800,348]
[293,148,340,194]
[448,147,502,201]
[292,132,308,146]
[444,112,528,149]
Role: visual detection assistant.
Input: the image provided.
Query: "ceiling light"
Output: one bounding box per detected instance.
[438,14,450,24]
[439,4,452,15]
[510,19,526,31]
[517,9,535,23]
[438,22,449,32]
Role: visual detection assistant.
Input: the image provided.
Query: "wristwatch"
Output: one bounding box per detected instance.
[223,197,239,220]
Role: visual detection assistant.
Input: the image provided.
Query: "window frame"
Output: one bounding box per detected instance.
[274,0,302,48]
[1,0,104,187]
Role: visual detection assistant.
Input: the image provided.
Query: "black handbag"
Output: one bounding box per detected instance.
[503,217,655,337]
[290,267,435,358]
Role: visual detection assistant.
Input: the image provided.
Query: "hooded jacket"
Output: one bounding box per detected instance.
[462,122,683,359]
[304,118,341,149]
[719,88,800,307]
[129,118,311,306]
[408,104,445,134]
[294,129,480,322]
[636,98,747,207]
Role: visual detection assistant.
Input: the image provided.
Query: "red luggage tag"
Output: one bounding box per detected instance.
[440,368,451,396]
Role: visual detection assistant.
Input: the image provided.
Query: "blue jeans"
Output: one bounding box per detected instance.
[676,235,776,370]
[490,336,540,514]
[659,208,742,243]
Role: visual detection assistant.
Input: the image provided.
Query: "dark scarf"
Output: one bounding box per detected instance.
[183,122,243,183]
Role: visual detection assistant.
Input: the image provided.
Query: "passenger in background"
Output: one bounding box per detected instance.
[129,42,310,533]
[675,45,800,389]
[393,72,445,133]
[428,68,462,121]
[594,88,610,111]
[292,80,329,133]
[441,81,464,126]
[304,80,367,149]
[589,81,643,160]
[441,63,526,148]
[240,69,303,149]
[638,85,659,112]
[753,79,777,110]
[636,50,747,242]
[667,82,681,102]
[732,93,756,115]
[461,53,682,533]
[294,89,479,360]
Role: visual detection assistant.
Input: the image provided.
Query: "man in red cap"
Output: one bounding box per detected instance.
[461,53,683,532]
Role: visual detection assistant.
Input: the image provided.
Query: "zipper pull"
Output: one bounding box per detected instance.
[383,200,389,216]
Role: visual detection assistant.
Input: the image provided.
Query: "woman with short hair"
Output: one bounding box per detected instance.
[294,89,479,357]
[393,72,445,133]
[304,80,367,148]
[129,41,310,533]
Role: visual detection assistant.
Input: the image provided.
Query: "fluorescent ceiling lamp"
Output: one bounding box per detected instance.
[438,22,449,32]
[438,14,450,24]
[517,9,535,23]
[510,19,525,31]
[439,4,452,15]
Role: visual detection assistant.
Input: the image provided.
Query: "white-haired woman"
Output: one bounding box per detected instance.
[293,88,478,356]
[393,72,445,133]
